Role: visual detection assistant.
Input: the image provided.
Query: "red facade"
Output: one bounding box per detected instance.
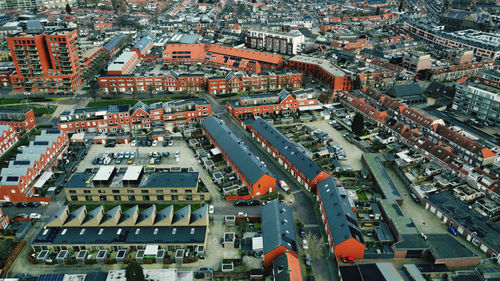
[98,73,206,93]
[0,130,69,202]
[0,108,36,132]
[286,57,352,92]
[7,30,83,93]
[58,100,211,134]
[207,72,303,95]
[0,124,20,157]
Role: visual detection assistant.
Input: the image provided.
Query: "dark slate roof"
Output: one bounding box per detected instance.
[426,234,477,259]
[272,253,294,281]
[262,200,297,255]
[202,116,273,186]
[428,190,500,252]
[133,37,152,52]
[33,226,206,246]
[104,33,126,51]
[390,83,424,98]
[317,177,364,245]
[248,118,325,181]
[339,266,363,281]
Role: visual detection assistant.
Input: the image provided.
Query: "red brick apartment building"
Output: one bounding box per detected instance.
[202,116,277,197]
[162,44,284,73]
[0,130,69,202]
[247,118,330,192]
[98,72,206,93]
[286,55,352,92]
[7,29,83,93]
[226,89,319,120]
[58,100,211,133]
[0,124,20,157]
[0,108,36,132]
[207,71,303,95]
[317,177,365,259]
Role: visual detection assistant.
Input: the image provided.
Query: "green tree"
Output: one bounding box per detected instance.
[125,261,145,281]
[65,3,72,14]
[351,112,364,136]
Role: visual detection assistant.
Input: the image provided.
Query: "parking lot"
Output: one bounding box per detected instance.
[76,139,194,172]
[308,120,364,170]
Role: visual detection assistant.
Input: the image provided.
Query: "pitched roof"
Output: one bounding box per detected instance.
[262,200,297,255]
[202,116,274,186]
[317,177,364,245]
[273,252,303,281]
[248,118,325,181]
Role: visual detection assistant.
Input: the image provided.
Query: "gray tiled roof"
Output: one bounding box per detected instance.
[249,118,324,181]
[202,116,273,186]
[317,177,364,245]
[262,200,297,255]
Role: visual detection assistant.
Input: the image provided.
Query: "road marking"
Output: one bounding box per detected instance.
[291,190,302,194]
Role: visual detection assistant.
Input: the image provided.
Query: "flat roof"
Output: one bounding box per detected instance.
[122,166,143,182]
[428,190,500,252]
[93,166,116,182]
[66,171,198,189]
[288,55,346,77]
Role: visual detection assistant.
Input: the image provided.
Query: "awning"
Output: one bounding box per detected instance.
[210,147,221,156]
[34,171,53,189]
[299,105,323,111]
[144,244,159,256]
[252,237,263,252]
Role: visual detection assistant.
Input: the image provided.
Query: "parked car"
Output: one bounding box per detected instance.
[152,140,158,147]
[115,157,122,164]
[305,254,312,266]
[104,141,116,147]
[2,202,13,208]
[342,256,355,263]
[128,157,134,164]
[130,140,137,146]
[29,213,41,219]
[248,200,261,206]
[448,226,458,236]
[233,200,248,207]
[162,141,168,147]
[199,267,213,272]
[150,158,155,164]
[299,228,306,238]
[302,239,308,249]
[237,212,248,217]
[16,213,28,219]
[162,152,169,157]
[146,141,152,146]
[92,157,99,165]
[209,205,214,214]
[16,202,27,208]
[27,202,40,208]
[278,180,290,192]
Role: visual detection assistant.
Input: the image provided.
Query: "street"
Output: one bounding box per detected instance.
[202,94,338,281]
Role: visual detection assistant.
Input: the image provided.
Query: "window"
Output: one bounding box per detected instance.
[114,195,121,201]
[84,190,91,194]
[157,195,164,200]
[156,190,163,193]
[171,189,177,193]
[70,195,78,201]
[141,190,148,194]
[143,195,150,201]
[127,190,134,193]
[69,190,76,194]
[128,195,135,200]
[85,195,92,201]
[112,190,120,194]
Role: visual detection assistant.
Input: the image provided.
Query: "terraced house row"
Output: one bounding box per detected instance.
[98,71,302,95]
[360,87,497,167]
[248,119,366,259]
[202,116,277,198]
[65,166,210,202]
[33,204,208,252]
[337,91,499,196]
[0,129,69,202]
[57,99,211,133]
[226,89,319,120]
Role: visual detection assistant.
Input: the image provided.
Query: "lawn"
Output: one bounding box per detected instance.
[0,105,56,117]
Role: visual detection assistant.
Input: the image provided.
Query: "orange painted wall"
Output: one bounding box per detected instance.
[264,245,297,267]
[334,237,365,259]
[252,173,277,197]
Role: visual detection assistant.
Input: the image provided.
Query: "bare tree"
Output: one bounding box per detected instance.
[304,232,324,257]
